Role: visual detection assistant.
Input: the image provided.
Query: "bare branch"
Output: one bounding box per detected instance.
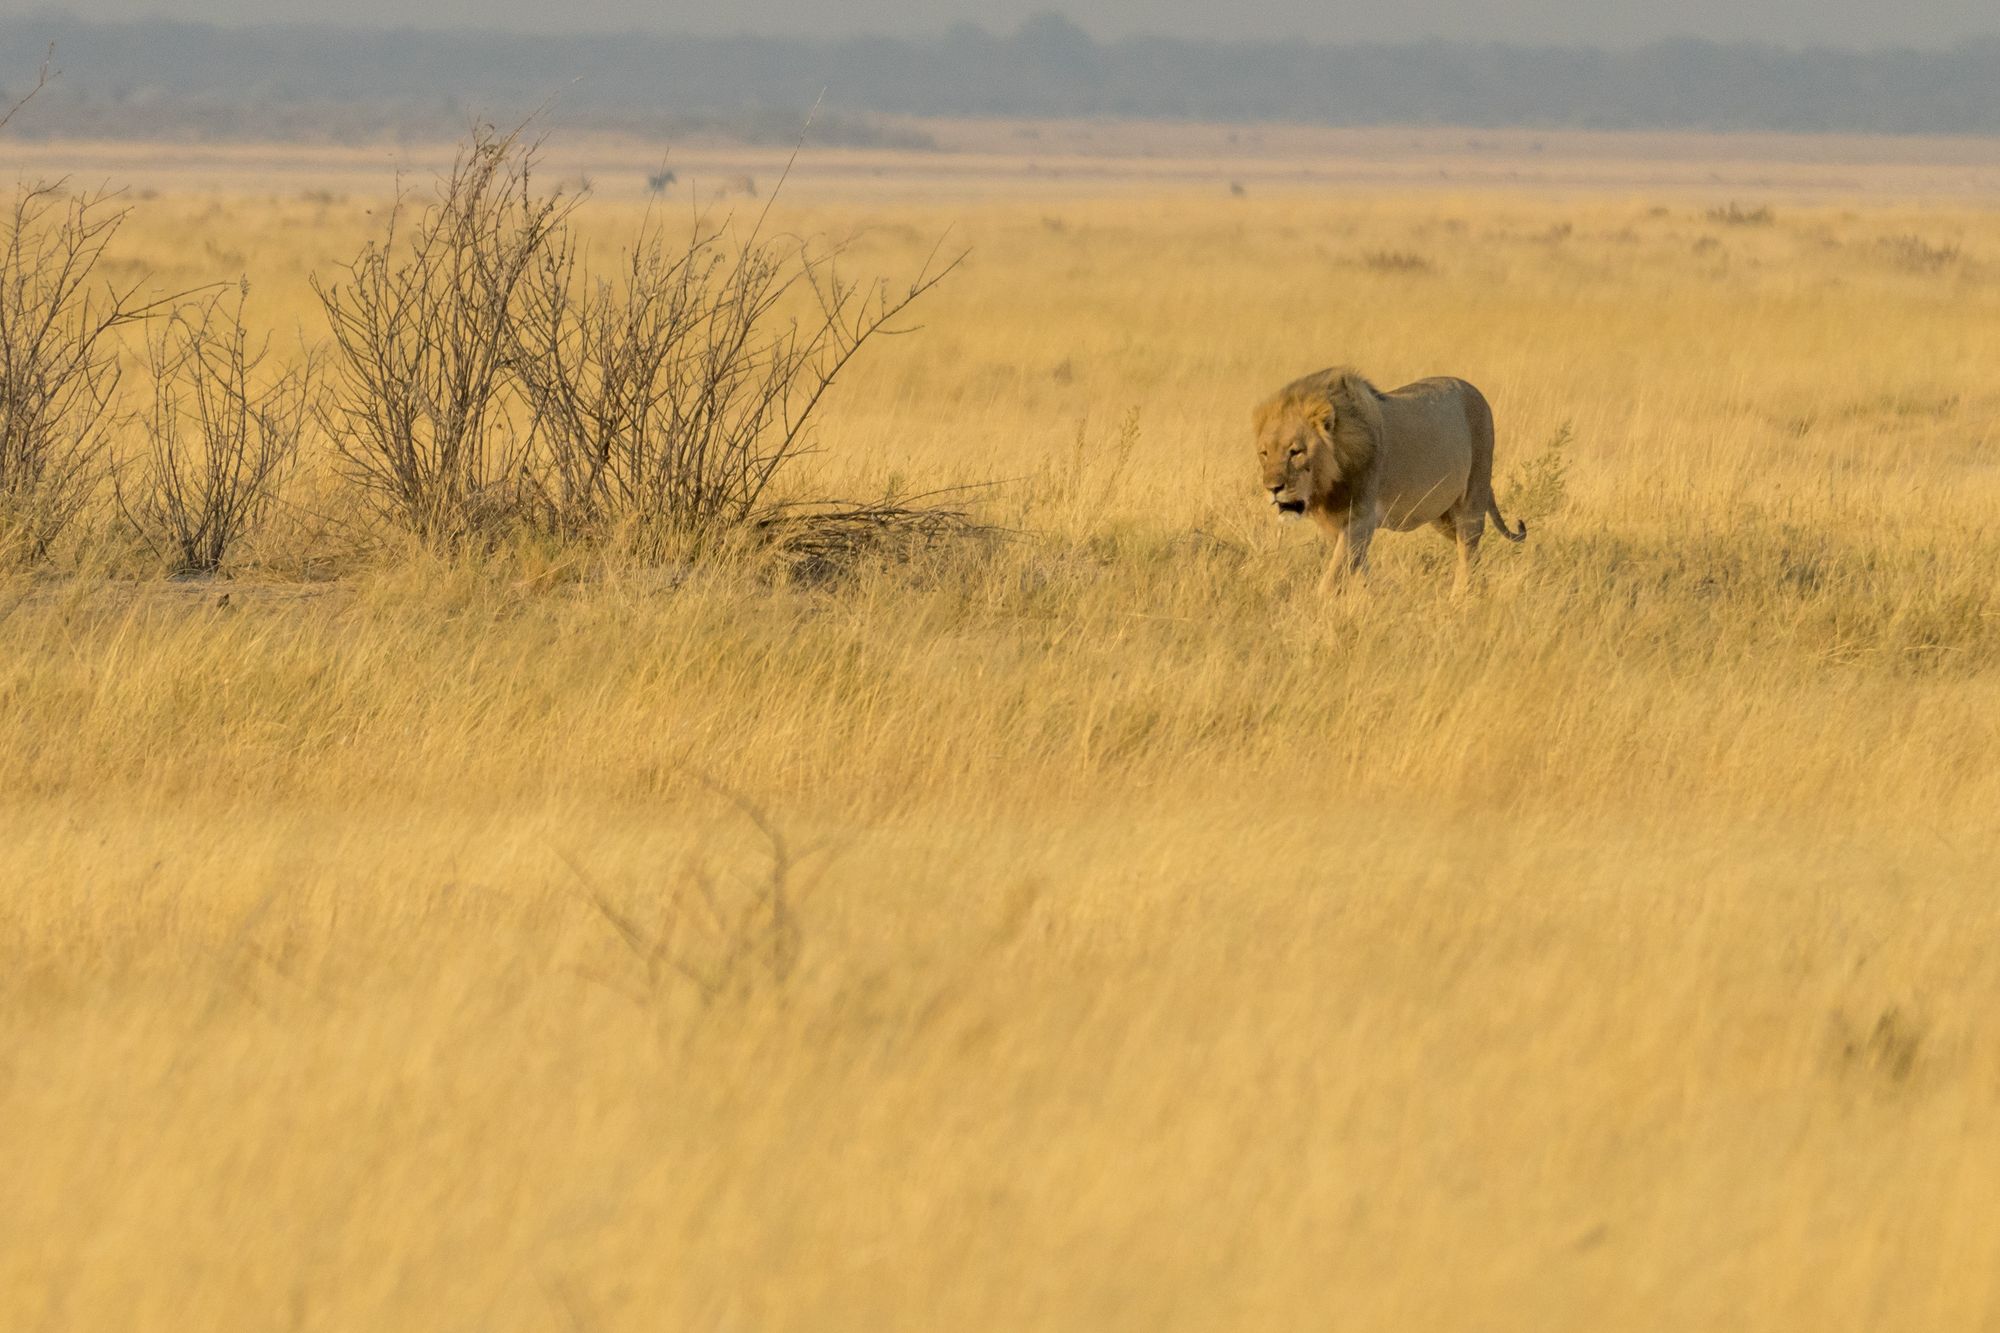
[0,45,55,138]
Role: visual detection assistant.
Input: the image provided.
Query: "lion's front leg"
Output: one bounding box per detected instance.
[1311,505,1372,593]
[1345,515,1376,577]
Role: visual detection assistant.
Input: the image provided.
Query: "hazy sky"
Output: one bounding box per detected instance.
[5,0,1995,47]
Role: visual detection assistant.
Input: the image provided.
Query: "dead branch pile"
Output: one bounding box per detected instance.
[751,487,1000,583]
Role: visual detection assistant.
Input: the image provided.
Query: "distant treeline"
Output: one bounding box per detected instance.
[4,16,1999,140]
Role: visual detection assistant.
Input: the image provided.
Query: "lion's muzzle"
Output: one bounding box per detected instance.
[1268,481,1306,517]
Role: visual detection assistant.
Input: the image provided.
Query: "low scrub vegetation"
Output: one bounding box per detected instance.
[4,123,962,573]
[115,290,311,574]
[1705,201,1775,225]
[6,141,2000,1333]
[0,184,163,560]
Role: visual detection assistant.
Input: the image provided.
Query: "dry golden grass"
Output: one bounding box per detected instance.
[5,146,2000,1329]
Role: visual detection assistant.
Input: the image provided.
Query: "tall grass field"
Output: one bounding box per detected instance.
[4,141,1999,1329]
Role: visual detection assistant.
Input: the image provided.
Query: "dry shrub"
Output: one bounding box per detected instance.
[312,124,576,545]
[312,121,958,561]
[1505,421,1572,523]
[0,184,161,562]
[1360,250,1432,273]
[513,203,959,557]
[1878,234,1960,272]
[1706,202,1774,226]
[116,290,313,575]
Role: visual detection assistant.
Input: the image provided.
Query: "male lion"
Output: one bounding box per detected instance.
[1253,367,1525,590]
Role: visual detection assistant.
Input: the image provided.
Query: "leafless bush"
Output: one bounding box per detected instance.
[1359,250,1432,273]
[0,184,161,561]
[116,290,313,575]
[1706,202,1774,226]
[312,124,575,544]
[1878,234,1960,272]
[512,209,960,557]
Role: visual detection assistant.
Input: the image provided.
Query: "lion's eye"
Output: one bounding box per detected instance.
[1288,447,1306,461]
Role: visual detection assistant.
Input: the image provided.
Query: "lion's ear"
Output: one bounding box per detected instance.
[1317,405,1335,435]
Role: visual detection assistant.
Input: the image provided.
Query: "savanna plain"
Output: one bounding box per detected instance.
[5,136,2000,1330]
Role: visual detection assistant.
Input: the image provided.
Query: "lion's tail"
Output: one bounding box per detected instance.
[1486,496,1527,543]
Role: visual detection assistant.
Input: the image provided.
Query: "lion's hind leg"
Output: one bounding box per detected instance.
[1436,505,1484,593]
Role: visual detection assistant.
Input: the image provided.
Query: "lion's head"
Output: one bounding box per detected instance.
[1252,369,1382,518]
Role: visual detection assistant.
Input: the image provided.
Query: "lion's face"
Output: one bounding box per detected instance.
[1253,400,1332,518]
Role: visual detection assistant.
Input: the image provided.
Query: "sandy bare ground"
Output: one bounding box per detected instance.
[5,120,1999,202]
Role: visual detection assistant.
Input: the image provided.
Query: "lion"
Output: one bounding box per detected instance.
[1253,367,1525,590]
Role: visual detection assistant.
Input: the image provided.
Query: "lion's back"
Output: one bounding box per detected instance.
[1373,378,1485,530]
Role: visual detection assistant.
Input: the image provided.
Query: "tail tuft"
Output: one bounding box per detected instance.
[1487,497,1528,543]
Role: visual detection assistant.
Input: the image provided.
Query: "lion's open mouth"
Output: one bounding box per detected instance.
[1274,499,1306,516]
